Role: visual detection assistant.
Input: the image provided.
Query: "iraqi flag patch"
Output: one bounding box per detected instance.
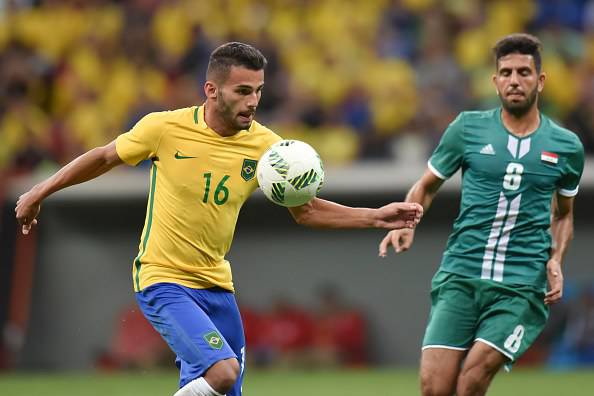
[541,151,558,164]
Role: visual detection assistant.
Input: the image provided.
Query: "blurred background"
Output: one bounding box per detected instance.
[0,0,593,394]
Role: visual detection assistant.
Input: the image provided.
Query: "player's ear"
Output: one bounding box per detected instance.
[492,73,499,95]
[537,72,546,93]
[204,81,217,100]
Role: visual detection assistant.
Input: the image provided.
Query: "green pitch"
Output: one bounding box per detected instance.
[0,368,593,395]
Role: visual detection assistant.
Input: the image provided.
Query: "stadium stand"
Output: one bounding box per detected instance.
[0,0,593,177]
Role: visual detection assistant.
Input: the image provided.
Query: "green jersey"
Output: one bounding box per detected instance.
[429,108,584,289]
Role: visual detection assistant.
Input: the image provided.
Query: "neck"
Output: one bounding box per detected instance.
[203,102,238,137]
[501,105,541,137]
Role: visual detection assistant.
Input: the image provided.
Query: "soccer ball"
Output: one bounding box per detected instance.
[257,140,325,207]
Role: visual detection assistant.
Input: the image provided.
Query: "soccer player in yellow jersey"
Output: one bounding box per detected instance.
[16,42,422,396]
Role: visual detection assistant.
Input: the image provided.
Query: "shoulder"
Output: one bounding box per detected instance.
[444,109,497,129]
[136,109,176,126]
[135,107,196,138]
[168,106,196,119]
[250,119,283,145]
[448,109,501,142]
[459,108,498,124]
[544,116,584,154]
[143,107,193,123]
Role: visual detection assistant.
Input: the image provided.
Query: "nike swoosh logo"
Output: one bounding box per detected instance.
[175,151,197,160]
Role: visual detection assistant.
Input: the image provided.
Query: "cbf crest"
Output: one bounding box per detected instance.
[241,159,257,181]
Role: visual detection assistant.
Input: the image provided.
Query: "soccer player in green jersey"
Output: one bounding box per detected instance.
[379,33,584,396]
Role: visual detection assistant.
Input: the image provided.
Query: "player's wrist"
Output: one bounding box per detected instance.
[548,250,562,264]
[30,183,49,203]
[548,256,562,266]
[371,208,386,228]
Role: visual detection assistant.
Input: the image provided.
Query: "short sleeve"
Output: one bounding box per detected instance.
[428,112,465,179]
[558,138,585,197]
[116,112,166,166]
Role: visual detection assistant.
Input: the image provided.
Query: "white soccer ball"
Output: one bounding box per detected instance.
[257,140,325,207]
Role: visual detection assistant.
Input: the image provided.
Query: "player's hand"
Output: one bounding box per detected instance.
[378,228,415,257]
[375,202,423,230]
[15,189,41,235]
[544,258,563,305]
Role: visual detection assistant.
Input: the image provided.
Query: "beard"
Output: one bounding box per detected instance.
[216,91,252,131]
[498,86,539,117]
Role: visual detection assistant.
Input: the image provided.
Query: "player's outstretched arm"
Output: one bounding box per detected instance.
[15,140,123,234]
[287,198,423,230]
[544,194,575,305]
[378,168,444,257]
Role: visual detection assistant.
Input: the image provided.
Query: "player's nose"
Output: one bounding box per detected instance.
[509,70,520,85]
[246,92,259,108]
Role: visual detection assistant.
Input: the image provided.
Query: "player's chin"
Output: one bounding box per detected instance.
[236,113,253,127]
[505,97,526,107]
[503,100,530,115]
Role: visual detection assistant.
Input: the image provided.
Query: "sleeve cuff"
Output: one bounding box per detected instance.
[558,186,579,197]
[115,136,140,166]
[427,161,448,180]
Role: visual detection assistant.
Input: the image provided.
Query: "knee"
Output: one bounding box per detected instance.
[457,369,480,395]
[420,372,455,396]
[205,358,240,394]
[456,363,497,395]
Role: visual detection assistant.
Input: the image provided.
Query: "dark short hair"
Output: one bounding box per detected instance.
[206,42,267,82]
[493,33,542,73]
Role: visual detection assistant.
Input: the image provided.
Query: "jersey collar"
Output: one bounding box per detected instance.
[497,107,547,140]
[195,105,208,130]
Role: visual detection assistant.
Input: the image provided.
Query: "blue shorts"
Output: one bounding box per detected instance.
[135,283,245,394]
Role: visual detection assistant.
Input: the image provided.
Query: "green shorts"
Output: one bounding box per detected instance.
[422,270,548,363]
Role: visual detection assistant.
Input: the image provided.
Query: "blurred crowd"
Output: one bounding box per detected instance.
[240,286,368,368]
[98,284,369,370]
[1,0,594,176]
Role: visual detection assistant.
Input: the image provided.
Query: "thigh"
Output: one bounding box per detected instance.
[193,288,246,396]
[462,340,508,374]
[135,283,237,387]
[200,289,245,361]
[423,273,478,350]
[475,285,548,365]
[457,341,508,395]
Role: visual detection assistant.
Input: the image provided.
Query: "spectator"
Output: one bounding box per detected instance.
[96,303,171,371]
[2,0,594,177]
[312,284,368,367]
[239,303,271,367]
[259,295,315,368]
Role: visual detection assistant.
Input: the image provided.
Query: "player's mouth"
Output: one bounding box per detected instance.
[237,113,254,125]
[507,91,525,98]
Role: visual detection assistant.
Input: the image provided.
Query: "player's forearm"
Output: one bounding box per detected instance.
[549,213,574,263]
[28,143,122,203]
[406,180,439,211]
[291,198,378,229]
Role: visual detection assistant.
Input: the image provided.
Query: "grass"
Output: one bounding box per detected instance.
[0,367,593,395]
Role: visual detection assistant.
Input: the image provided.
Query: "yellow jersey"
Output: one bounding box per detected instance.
[115,105,282,292]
